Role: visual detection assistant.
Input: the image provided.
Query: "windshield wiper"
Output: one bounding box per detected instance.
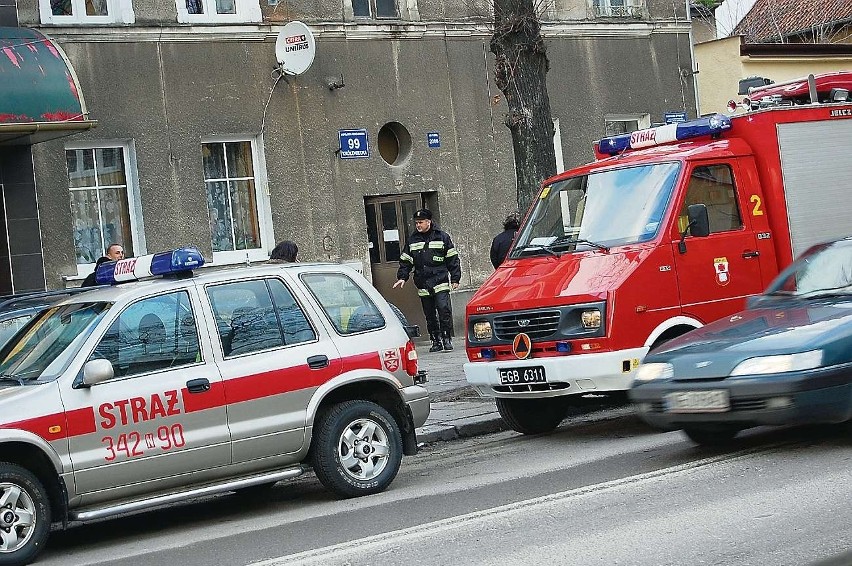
[511,244,560,258]
[0,374,25,385]
[547,236,610,253]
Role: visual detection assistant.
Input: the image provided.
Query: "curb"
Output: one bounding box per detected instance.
[416,414,506,444]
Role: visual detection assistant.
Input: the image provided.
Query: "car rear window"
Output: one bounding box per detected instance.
[300,273,385,335]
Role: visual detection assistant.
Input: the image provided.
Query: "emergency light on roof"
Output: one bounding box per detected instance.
[597,114,732,156]
[94,247,206,285]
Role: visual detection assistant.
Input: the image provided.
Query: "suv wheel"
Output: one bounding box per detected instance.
[311,400,403,498]
[496,398,566,435]
[0,463,51,566]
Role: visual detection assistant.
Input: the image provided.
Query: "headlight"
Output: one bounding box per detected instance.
[581,309,601,329]
[730,350,823,376]
[634,362,673,382]
[472,321,493,340]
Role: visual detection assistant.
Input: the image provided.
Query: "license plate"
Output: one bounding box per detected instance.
[499,366,546,385]
[664,390,730,413]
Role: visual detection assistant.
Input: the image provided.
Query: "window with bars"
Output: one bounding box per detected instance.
[66,145,139,273]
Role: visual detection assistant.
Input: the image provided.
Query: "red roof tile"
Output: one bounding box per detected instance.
[733,0,852,42]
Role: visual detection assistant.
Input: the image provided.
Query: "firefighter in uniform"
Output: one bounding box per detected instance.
[394,208,461,352]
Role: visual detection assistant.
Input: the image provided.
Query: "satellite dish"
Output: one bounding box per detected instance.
[275,21,316,76]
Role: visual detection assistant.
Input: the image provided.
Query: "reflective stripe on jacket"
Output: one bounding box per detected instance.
[397,227,461,292]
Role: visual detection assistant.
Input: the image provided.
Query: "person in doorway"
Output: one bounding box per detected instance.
[81,243,125,287]
[393,208,461,352]
[490,211,520,269]
[268,240,298,263]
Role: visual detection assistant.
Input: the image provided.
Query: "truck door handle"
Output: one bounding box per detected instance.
[742,250,760,259]
[307,355,329,369]
[186,378,210,393]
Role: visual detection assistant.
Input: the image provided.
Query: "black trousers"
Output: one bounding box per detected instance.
[420,289,453,337]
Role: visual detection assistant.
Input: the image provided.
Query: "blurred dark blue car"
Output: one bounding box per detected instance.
[629,236,852,446]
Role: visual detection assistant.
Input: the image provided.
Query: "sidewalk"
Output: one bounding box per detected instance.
[412,340,505,444]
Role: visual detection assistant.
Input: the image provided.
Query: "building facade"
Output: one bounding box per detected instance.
[12,0,697,330]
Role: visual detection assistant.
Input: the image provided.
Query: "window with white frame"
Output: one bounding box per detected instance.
[604,113,651,137]
[41,0,135,24]
[65,143,144,276]
[176,0,260,23]
[591,0,643,17]
[202,138,272,265]
[345,0,418,20]
[353,0,398,18]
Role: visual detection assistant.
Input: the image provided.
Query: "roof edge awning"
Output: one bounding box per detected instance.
[0,119,98,145]
[1,27,96,146]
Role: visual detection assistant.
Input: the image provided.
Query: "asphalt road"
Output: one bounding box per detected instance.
[36,411,852,566]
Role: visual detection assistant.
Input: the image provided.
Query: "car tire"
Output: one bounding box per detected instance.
[311,400,403,498]
[682,426,740,446]
[496,398,566,435]
[0,463,51,566]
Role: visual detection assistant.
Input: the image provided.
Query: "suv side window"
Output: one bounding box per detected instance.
[300,273,385,335]
[207,278,315,357]
[92,291,200,378]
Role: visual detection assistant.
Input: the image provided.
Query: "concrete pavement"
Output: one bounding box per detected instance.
[412,340,506,444]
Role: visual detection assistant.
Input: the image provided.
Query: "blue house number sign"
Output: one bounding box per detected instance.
[338,129,370,159]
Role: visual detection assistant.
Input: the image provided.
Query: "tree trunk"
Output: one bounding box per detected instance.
[490,0,557,214]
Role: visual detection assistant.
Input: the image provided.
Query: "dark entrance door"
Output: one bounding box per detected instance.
[365,195,426,335]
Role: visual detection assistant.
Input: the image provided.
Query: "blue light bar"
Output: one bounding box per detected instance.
[94,246,205,285]
[597,114,732,156]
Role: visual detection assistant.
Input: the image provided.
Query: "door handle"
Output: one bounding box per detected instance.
[307,355,329,369]
[186,378,210,393]
[742,250,760,259]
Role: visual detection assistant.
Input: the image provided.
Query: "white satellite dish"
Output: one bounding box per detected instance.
[275,21,316,76]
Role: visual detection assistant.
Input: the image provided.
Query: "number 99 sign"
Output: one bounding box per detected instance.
[338,129,370,160]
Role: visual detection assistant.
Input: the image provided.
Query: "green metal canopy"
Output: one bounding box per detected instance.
[0,26,96,145]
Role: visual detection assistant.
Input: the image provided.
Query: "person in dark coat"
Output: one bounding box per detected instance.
[490,211,520,268]
[268,240,298,263]
[394,209,461,352]
[80,243,125,287]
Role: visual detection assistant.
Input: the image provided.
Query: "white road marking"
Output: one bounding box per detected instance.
[249,447,768,565]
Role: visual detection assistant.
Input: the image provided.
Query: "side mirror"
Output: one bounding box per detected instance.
[687,204,710,238]
[678,203,711,254]
[82,359,114,386]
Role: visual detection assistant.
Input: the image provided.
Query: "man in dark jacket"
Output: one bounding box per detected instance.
[490,211,520,268]
[394,209,461,352]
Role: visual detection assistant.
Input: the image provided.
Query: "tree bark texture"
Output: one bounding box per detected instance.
[490,0,557,215]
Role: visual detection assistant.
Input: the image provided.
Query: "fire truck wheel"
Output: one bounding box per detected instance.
[682,426,740,446]
[311,400,403,498]
[496,398,566,435]
[0,463,51,566]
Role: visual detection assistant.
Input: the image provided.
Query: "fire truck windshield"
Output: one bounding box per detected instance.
[511,162,681,258]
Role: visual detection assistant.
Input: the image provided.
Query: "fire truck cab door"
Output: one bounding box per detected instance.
[671,160,765,322]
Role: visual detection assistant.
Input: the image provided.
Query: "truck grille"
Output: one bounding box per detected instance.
[493,310,561,340]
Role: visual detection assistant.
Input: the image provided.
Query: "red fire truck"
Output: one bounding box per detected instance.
[464,72,852,434]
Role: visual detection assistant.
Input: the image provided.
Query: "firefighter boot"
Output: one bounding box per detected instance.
[441,331,454,352]
[429,332,444,353]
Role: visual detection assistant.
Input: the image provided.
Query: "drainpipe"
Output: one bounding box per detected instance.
[685,0,701,115]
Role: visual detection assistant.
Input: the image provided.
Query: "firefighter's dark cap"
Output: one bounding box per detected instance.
[413,208,432,220]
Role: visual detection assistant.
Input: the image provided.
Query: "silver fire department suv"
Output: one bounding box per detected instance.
[0,250,429,565]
